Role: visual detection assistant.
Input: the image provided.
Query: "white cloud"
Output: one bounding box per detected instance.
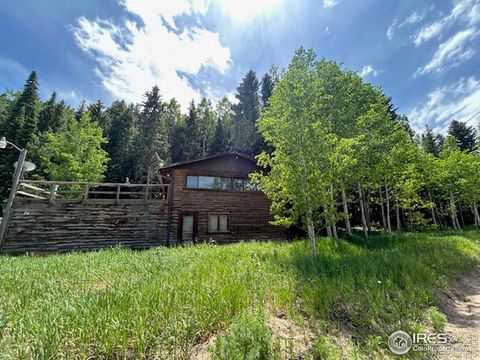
[72,0,231,109]
[399,12,425,27]
[386,20,397,40]
[57,90,78,101]
[323,0,338,8]
[415,28,478,76]
[413,0,479,46]
[413,21,445,46]
[387,7,430,40]
[407,77,480,132]
[359,65,379,78]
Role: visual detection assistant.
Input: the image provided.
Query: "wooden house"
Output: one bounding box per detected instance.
[0,152,286,254]
[160,152,287,244]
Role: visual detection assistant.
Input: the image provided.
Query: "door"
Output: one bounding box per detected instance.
[180,213,197,243]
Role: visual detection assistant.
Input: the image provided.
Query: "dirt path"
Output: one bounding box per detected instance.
[438,266,480,359]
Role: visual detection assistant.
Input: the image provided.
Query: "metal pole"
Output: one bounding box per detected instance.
[0,148,27,250]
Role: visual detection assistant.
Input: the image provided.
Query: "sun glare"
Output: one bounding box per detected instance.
[218,0,283,23]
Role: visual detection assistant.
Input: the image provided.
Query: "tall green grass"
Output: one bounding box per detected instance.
[0,231,478,359]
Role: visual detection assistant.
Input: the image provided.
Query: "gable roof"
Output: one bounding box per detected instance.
[159,151,256,172]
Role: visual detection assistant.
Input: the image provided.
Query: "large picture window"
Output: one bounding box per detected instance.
[208,214,229,233]
[186,175,258,191]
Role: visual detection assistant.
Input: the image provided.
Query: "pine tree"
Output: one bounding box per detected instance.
[88,100,110,133]
[75,100,86,121]
[0,91,15,130]
[170,122,186,163]
[421,126,444,157]
[197,98,216,158]
[38,92,69,133]
[6,71,40,147]
[384,95,415,138]
[133,86,168,182]
[38,92,57,132]
[209,97,233,156]
[448,120,477,152]
[260,72,274,108]
[105,100,137,182]
[0,72,39,203]
[163,98,182,148]
[210,120,228,155]
[230,70,261,156]
[183,100,202,161]
[0,107,26,203]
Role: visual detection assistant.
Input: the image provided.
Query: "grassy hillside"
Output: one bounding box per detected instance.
[0,231,479,359]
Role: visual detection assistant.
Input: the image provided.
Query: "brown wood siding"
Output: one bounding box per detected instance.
[169,168,287,244]
[2,198,168,254]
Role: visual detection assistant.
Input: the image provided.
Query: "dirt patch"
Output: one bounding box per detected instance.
[437,266,480,360]
[189,316,315,360]
[190,336,217,360]
[268,315,315,358]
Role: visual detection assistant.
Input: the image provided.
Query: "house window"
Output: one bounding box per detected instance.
[208,214,229,233]
[232,178,244,191]
[186,175,258,192]
[220,177,232,190]
[186,175,199,188]
[199,176,220,189]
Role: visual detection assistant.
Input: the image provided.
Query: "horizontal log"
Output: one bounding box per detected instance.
[16,191,47,199]
[20,180,169,188]
[2,197,170,254]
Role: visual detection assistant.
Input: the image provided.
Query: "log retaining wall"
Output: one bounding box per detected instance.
[1,198,168,254]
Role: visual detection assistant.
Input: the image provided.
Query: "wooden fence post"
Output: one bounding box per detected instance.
[48,183,58,203]
[116,185,121,204]
[145,185,149,201]
[0,149,27,251]
[83,184,90,204]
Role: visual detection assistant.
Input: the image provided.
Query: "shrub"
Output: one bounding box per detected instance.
[211,313,275,360]
[312,336,341,360]
[428,307,447,332]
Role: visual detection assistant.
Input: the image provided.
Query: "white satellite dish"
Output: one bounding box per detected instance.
[14,161,36,172]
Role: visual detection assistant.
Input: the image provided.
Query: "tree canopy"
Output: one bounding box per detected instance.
[1,55,479,248]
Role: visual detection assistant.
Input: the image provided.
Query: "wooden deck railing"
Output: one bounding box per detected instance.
[0,179,171,251]
[15,180,169,202]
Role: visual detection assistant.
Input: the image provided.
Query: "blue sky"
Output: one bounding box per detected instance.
[0,0,479,132]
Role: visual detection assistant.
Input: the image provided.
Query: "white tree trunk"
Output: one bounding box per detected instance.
[439,202,446,227]
[358,184,368,239]
[472,204,478,228]
[455,215,461,230]
[428,190,437,226]
[473,202,480,229]
[458,202,465,228]
[330,184,338,239]
[385,185,392,234]
[307,215,316,259]
[395,201,402,232]
[449,193,458,230]
[341,185,352,236]
[326,225,333,238]
[365,190,372,232]
[379,189,387,234]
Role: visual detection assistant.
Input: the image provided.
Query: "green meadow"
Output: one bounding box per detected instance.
[0,231,479,359]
